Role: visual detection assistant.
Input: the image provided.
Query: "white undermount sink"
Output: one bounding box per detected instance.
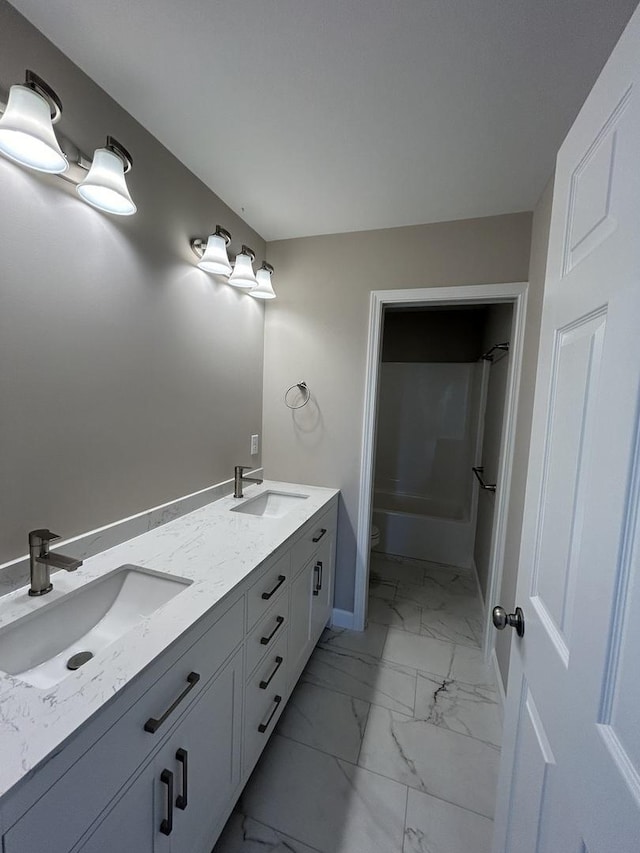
[0,565,191,689]
[231,490,309,518]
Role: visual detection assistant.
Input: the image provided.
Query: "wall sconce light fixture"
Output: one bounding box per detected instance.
[0,70,67,173]
[77,136,136,216]
[0,70,137,215]
[228,245,258,289]
[191,226,232,275]
[250,262,276,299]
[190,229,276,299]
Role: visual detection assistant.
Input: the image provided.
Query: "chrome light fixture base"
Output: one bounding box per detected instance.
[105,135,133,172]
[24,70,63,123]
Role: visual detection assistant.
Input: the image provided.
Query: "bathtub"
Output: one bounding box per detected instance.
[372,489,475,568]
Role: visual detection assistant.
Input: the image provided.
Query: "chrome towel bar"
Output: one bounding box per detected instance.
[472,466,496,493]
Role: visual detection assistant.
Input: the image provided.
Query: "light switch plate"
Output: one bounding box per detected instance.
[250,434,259,456]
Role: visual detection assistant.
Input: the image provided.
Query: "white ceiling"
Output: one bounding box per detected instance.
[8,0,638,240]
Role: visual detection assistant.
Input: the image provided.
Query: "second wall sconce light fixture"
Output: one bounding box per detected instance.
[191,228,276,299]
[0,70,67,173]
[0,69,137,216]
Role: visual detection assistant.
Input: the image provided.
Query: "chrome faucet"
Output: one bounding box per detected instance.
[28,529,83,596]
[234,466,263,499]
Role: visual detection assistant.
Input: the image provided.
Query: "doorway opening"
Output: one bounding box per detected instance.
[354,283,527,674]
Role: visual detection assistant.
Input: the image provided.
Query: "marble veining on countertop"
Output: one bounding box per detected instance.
[0,481,338,801]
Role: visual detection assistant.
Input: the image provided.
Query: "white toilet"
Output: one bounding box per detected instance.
[370,523,381,550]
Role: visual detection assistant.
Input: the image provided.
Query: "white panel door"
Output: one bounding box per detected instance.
[493,6,640,852]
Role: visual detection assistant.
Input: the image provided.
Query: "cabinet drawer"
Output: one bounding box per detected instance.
[291,505,336,575]
[245,590,289,677]
[3,596,244,853]
[243,629,289,773]
[246,551,291,631]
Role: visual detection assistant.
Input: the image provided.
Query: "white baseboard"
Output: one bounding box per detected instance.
[331,608,356,629]
[491,647,506,711]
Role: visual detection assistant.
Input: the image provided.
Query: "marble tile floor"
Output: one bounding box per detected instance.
[213,553,501,853]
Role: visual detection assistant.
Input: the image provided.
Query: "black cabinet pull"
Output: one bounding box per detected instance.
[259,655,284,689]
[261,574,286,600]
[313,562,320,596]
[318,559,323,591]
[160,769,174,835]
[260,615,284,645]
[144,672,200,734]
[175,748,188,810]
[258,695,282,733]
[312,528,327,543]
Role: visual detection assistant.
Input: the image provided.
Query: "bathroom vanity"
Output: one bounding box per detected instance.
[0,482,338,852]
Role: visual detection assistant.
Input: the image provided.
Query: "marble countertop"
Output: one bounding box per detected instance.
[0,480,338,801]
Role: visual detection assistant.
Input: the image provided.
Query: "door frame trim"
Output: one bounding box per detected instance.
[353,282,528,663]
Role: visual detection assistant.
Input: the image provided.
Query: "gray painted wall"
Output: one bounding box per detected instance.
[473,303,513,600]
[0,1,266,565]
[495,176,554,687]
[263,213,532,611]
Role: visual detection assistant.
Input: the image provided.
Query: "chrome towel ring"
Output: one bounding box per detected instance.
[284,381,311,409]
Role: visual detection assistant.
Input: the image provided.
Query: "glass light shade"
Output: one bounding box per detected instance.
[0,85,68,173]
[228,251,257,289]
[197,233,232,275]
[77,147,136,215]
[250,266,276,299]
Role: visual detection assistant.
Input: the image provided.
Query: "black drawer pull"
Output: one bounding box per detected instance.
[260,655,284,689]
[258,695,282,733]
[312,528,327,543]
[176,748,188,810]
[144,672,200,733]
[261,574,286,600]
[260,615,285,645]
[313,562,320,596]
[160,769,174,835]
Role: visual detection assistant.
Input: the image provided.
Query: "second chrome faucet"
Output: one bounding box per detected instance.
[28,529,83,596]
[233,466,263,499]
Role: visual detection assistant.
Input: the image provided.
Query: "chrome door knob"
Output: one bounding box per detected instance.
[492,605,525,637]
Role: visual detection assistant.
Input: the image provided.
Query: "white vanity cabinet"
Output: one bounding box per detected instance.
[77,647,243,853]
[0,494,338,853]
[288,507,336,689]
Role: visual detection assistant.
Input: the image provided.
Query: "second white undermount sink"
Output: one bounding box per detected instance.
[231,490,309,518]
[0,565,191,689]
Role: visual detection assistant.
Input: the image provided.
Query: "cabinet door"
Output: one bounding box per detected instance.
[310,531,334,644]
[155,647,243,853]
[287,560,314,690]
[75,768,158,853]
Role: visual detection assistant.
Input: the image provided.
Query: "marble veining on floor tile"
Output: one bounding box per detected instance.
[368,575,398,601]
[414,672,502,747]
[358,705,500,818]
[275,681,369,762]
[419,606,483,648]
[382,628,495,689]
[319,622,388,659]
[367,595,422,634]
[214,812,321,853]
[303,646,416,716]
[240,735,408,853]
[404,788,494,853]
